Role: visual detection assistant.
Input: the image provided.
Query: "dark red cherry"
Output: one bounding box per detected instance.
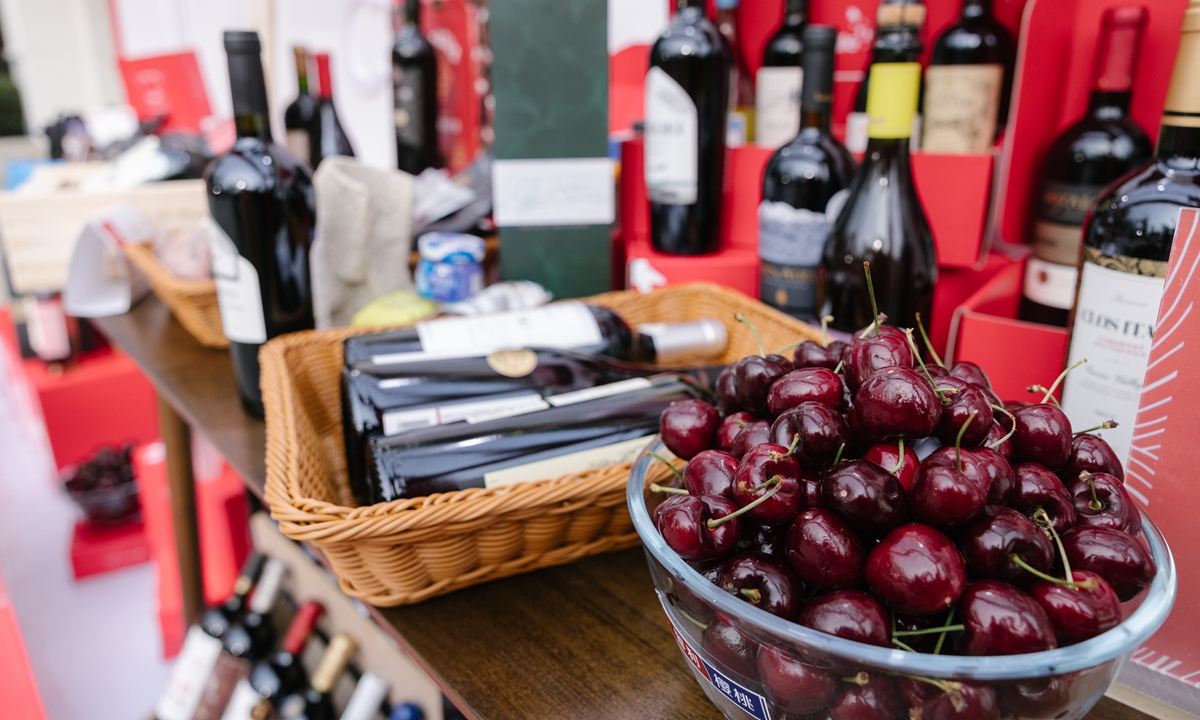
[920,447,993,500]
[732,444,803,525]
[703,617,759,679]
[719,552,804,620]
[925,364,949,377]
[863,440,920,492]
[904,679,999,720]
[800,469,824,509]
[853,367,941,441]
[766,353,794,373]
[822,460,909,538]
[1061,526,1156,601]
[757,645,838,716]
[997,676,1073,719]
[682,449,739,500]
[957,580,1057,656]
[660,399,720,460]
[768,367,845,414]
[974,447,1016,505]
[798,590,890,647]
[734,355,790,416]
[1029,570,1121,646]
[730,420,771,459]
[716,367,744,414]
[1011,463,1077,533]
[985,421,1013,460]
[1069,471,1139,535]
[829,672,903,720]
[932,377,992,448]
[657,495,741,561]
[736,523,786,561]
[769,401,850,467]
[794,339,848,371]
[950,361,992,389]
[908,462,986,531]
[866,524,966,616]
[1012,404,1072,469]
[843,331,914,392]
[958,506,1054,586]
[785,508,866,590]
[671,562,719,622]
[717,412,758,452]
[1063,433,1124,483]
[999,401,1028,431]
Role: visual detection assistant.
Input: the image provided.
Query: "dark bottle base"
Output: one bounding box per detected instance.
[230,341,265,418]
[1017,297,1069,328]
[650,203,722,256]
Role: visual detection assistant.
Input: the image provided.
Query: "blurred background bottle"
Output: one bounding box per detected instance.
[755,0,808,150]
[392,0,439,174]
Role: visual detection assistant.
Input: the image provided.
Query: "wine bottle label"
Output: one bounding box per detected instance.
[727,110,749,148]
[155,627,225,720]
[921,64,1003,154]
[219,679,264,720]
[393,65,425,148]
[208,221,268,345]
[483,433,656,488]
[383,393,551,435]
[758,193,847,319]
[285,130,310,164]
[1022,257,1078,311]
[645,66,699,204]
[195,653,252,720]
[23,295,71,362]
[1062,249,1167,464]
[371,302,603,364]
[546,377,653,406]
[845,111,869,153]
[866,63,921,139]
[755,66,803,149]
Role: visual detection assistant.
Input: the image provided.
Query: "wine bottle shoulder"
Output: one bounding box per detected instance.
[1084,160,1200,262]
[393,28,434,61]
[763,132,857,208]
[931,18,1013,63]
[207,139,313,194]
[1041,117,1153,182]
[652,8,725,62]
[762,29,803,67]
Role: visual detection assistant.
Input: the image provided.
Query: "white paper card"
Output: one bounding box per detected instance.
[62,203,153,318]
[492,157,615,227]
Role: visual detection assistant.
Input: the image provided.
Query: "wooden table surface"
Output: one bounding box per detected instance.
[93,295,1153,720]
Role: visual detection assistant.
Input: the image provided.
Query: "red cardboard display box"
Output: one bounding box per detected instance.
[69,519,152,580]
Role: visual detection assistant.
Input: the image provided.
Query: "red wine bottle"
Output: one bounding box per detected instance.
[275,634,356,720]
[284,47,318,166]
[223,558,287,662]
[208,32,316,417]
[368,374,703,501]
[756,0,808,149]
[845,1,926,154]
[393,0,439,174]
[311,53,355,167]
[716,0,754,148]
[248,601,324,704]
[1019,7,1152,327]
[201,552,267,641]
[645,0,730,255]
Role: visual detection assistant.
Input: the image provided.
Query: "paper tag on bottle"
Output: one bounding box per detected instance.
[921,64,1003,154]
[285,130,310,165]
[219,679,264,720]
[382,393,551,435]
[208,220,267,344]
[645,66,699,205]
[1022,257,1078,311]
[483,434,655,488]
[844,111,869,153]
[546,377,653,407]
[155,627,224,720]
[755,66,803,149]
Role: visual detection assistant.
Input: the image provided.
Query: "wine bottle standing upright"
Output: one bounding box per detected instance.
[922,0,1015,153]
[392,0,439,174]
[208,32,317,417]
[755,0,807,149]
[819,60,936,332]
[759,26,857,321]
[1064,4,1200,465]
[1019,7,1152,327]
[844,1,926,154]
[311,53,355,167]
[645,0,730,255]
[716,0,754,147]
[284,47,318,166]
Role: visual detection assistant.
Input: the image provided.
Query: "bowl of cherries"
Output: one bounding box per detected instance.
[629,307,1176,720]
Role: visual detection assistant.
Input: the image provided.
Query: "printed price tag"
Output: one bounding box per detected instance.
[658,595,772,720]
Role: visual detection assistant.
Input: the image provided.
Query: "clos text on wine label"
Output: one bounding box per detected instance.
[207,219,267,344]
[755,66,803,149]
[645,66,699,205]
[1062,249,1167,464]
[921,64,1003,154]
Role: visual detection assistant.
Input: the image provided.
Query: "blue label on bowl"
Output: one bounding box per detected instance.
[660,596,772,720]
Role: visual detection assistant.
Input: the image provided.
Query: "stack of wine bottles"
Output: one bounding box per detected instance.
[340,303,729,505]
[154,553,429,720]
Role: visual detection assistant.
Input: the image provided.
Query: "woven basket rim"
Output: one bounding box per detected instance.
[124,241,217,295]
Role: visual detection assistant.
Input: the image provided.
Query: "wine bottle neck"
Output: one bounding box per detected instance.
[1087,90,1131,120]
[800,109,831,133]
[634,319,728,363]
[677,0,705,10]
[315,54,333,101]
[800,28,836,131]
[783,0,807,26]
[235,113,272,140]
[865,62,921,141]
[962,0,990,20]
[281,601,323,656]
[311,635,357,695]
[405,0,421,25]
[1155,124,1200,165]
[294,47,309,95]
[1091,7,1146,94]
[247,559,286,615]
[226,34,273,140]
[1159,7,1200,157]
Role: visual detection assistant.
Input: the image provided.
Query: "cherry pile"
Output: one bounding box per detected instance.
[651,299,1157,719]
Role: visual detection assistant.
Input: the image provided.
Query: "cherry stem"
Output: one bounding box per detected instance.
[821,315,833,347]
[833,359,845,374]
[857,314,889,339]
[735,418,748,428]
[677,608,709,630]
[842,672,870,686]
[708,476,783,529]
[988,404,1016,449]
[739,588,762,604]
[894,674,964,696]
[1026,384,1062,407]
[735,313,766,357]
[833,443,846,465]
[1033,507,1076,585]
[934,607,955,656]
[891,637,919,653]
[955,410,979,473]
[1009,553,1097,590]
[648,451,683,480]
[1041,359,1087,404]
[776,338,804,354]
[890,437,906,475]
[893,625,966,637]
[863,262,881,337]
[914,312,945,368]
[1079,472,1103,511]
[905,329,953,404]
[649,483,689,496]
[1075,420,1118,435]
[772,433,802,460]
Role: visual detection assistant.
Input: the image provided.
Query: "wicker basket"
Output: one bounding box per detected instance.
[124,242,228,349]
[261,283,822,606]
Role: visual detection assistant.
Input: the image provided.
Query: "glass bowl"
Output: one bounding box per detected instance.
[628,439,1177,720]
[62,467,141,525]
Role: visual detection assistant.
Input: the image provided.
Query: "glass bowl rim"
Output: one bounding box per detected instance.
[628,438,1178,681]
